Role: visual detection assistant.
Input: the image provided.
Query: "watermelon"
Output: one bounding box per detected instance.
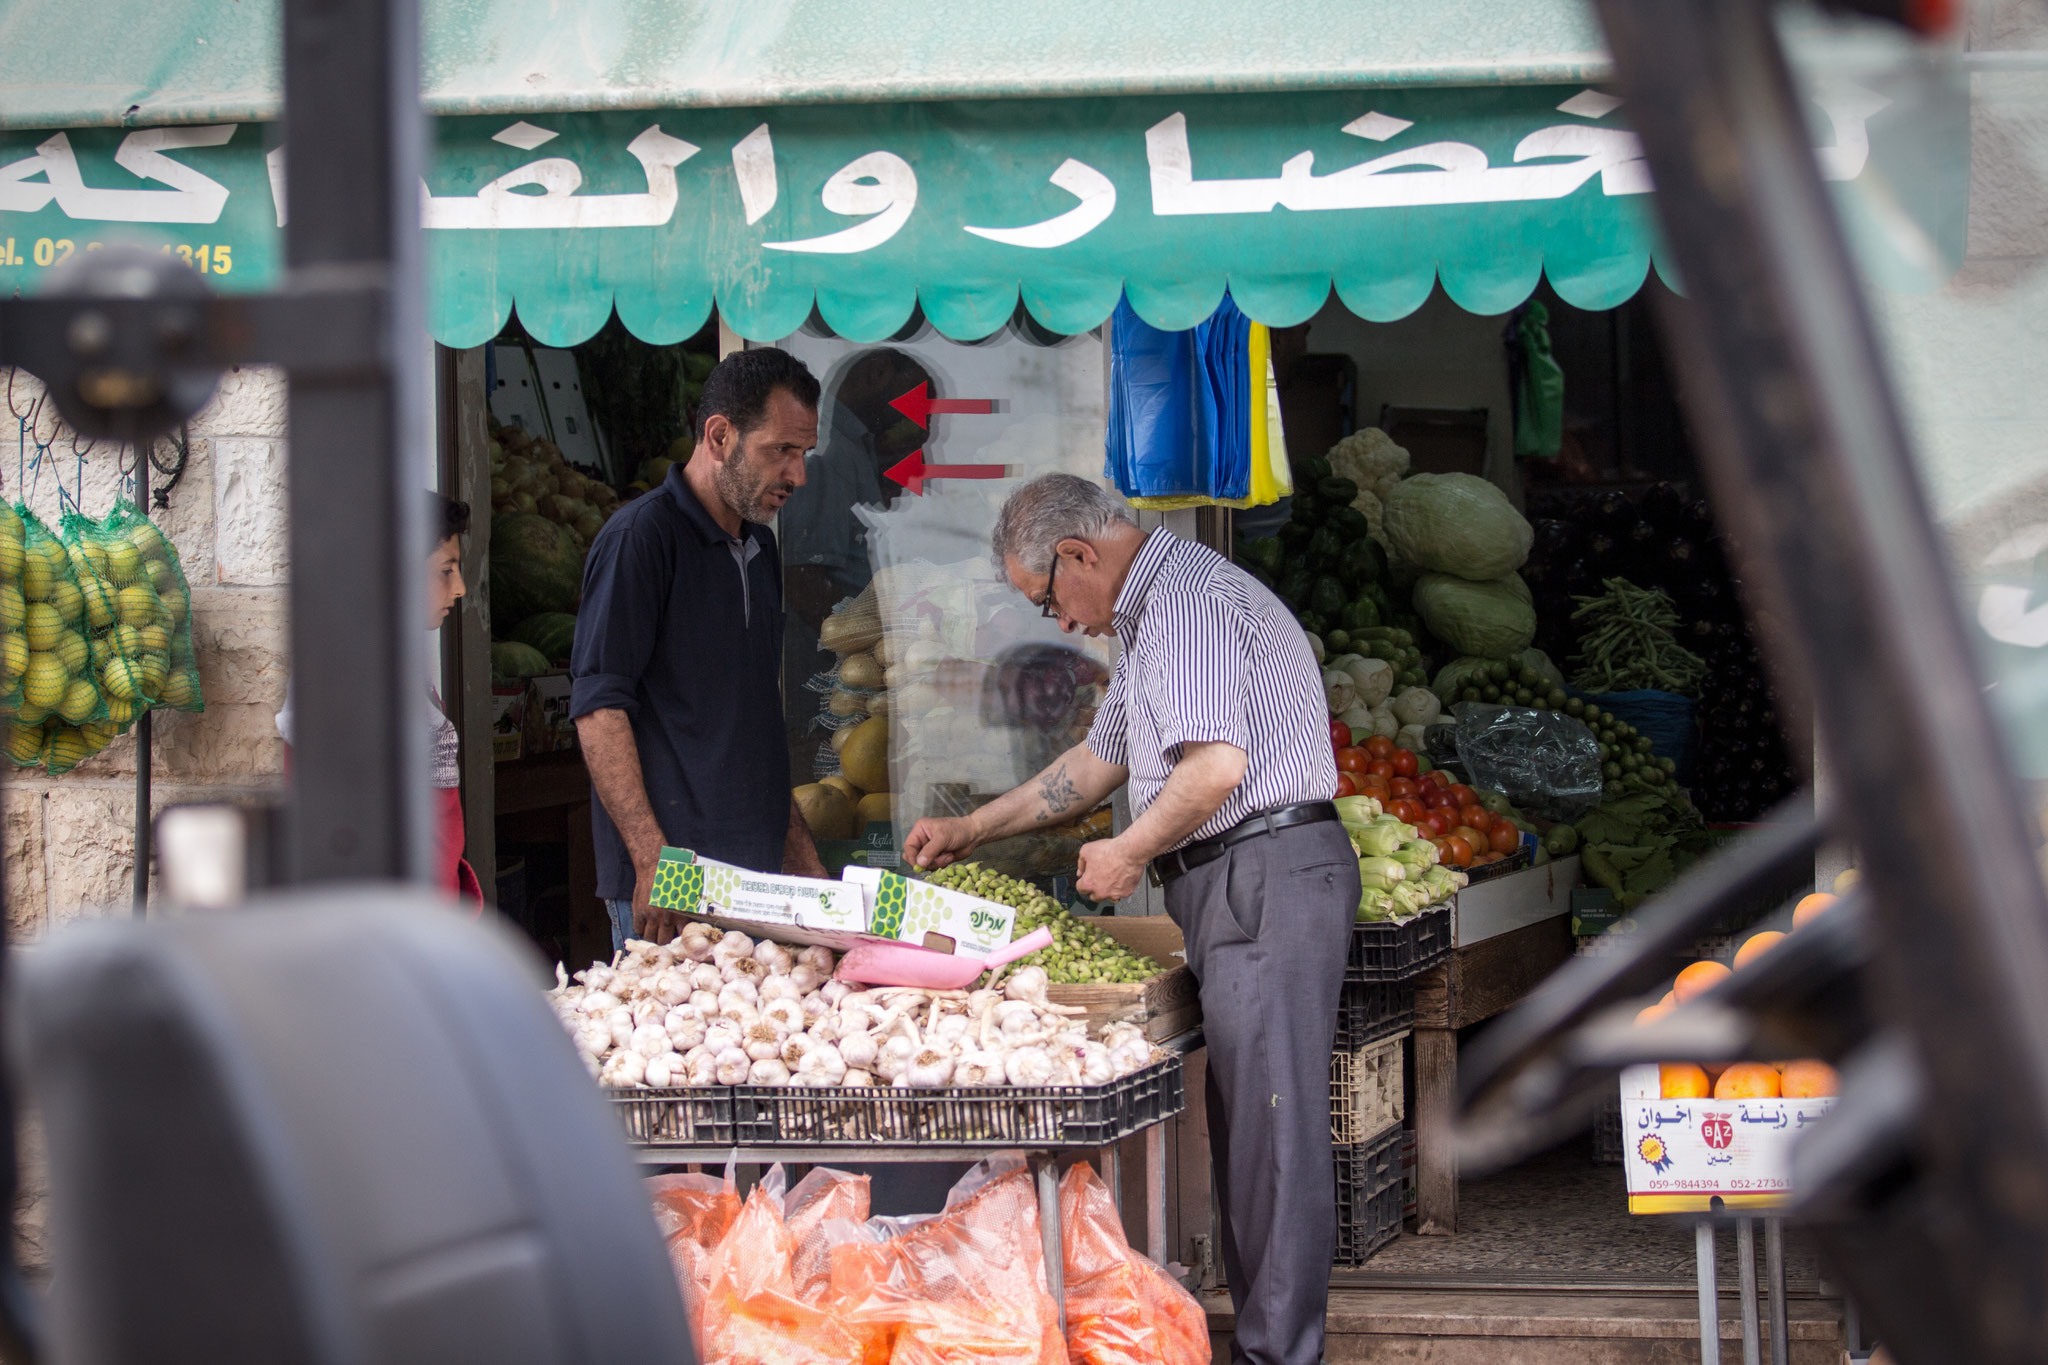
[490,513,584,632]
[509,611,578,663]
[491,641,551,682]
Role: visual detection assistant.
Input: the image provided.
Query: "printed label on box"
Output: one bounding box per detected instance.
[1619,1065,1834,1205]
[649,848,856,929]
[843,866,1016,956]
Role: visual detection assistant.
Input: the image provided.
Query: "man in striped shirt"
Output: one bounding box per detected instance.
[904,474,1358,1365]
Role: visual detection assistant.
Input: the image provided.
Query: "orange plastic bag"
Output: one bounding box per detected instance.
[648,1172,742,1318]
[700,1183,865,1365]
[1058,1163,1210,1365]
[825,1163,1067,1365]
[784,1167,871,1303]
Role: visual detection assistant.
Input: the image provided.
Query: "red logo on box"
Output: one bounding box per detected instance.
[1701,1115,1734,1149]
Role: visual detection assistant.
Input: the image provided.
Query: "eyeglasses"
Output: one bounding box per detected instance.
[1039,553,1060,619]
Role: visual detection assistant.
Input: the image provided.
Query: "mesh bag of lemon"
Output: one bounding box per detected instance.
[0,505,108,774]
[97,501,200,714]
[0,505,29,717]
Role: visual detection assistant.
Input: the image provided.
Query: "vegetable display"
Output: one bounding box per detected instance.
[1567,578,1708,694]
[1412,571,1538,661]
[920,861,1163,985]
[1380,473,1535,583]
[1338,791,1471,921]
[550,928,1163,1090]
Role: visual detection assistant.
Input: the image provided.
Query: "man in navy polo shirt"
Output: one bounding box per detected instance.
[571,348,830,948]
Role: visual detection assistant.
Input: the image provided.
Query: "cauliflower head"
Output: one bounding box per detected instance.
[1326,428,1412,502]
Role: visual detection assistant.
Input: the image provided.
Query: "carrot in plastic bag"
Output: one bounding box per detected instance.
[783,1167,870,1304]
[647,1172,742,1321]
[700,1184,864,1365]
[824,1163,1067,1365]
[1058,1162,1209,1365]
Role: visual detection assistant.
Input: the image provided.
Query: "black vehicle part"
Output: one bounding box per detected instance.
[10,890,691,1365]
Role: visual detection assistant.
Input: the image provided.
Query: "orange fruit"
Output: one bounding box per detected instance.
[1635,1002,1673,1027]
[1734,931,1786,970]
[1780,1060,1840,1099]
[1660,1062,1711,1099]
[1793,893,1837,928]
[1713,1062,1782,1100]
[1673,960,1733,1003]
[1659,991,1676,1008]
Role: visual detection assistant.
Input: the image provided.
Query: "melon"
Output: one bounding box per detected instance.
[509,611,579,663]
[819,774,862,804]
[793,783,856,840]
[491,641,551,683]
[855,793,893,828]
[490,512,585,633]
[838,717,890,795]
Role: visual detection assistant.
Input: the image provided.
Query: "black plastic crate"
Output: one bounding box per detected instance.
[730,1053,1185,1148]
[1460,845,1533,886]
[1346,905,1452,982]
[607,1086,737,1146]
[1333,1124,1406,1266]
[1333,979,1415,1050]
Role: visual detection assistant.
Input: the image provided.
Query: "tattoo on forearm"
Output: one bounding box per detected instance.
[1035,762,1081,822]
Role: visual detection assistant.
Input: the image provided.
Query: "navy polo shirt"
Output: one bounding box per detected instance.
[569,465,790,897]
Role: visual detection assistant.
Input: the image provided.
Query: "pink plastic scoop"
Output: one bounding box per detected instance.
[832,925,1054,990]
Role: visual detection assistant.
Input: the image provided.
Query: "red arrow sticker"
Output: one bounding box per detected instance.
[884,450,1008,496]
[889,381,997,429]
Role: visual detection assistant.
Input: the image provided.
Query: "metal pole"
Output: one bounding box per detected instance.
[1145,1122,1168,1265]
[1766,1219,1790,1365]
[1737,1217,1761,1365]
[1030,1151,1067,1334]
[1696,1220,1722,1365]
[131,443,150,916]
[279,0,430,884]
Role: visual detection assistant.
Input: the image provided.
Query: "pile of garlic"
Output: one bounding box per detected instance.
[549,924,1160,1090]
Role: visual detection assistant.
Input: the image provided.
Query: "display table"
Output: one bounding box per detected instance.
[619,1031,1203,1328]
[1411,911,1575,1235]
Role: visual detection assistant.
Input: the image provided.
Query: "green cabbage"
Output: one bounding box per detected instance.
[1412,572,1537,660]
[1382,473,1533,581]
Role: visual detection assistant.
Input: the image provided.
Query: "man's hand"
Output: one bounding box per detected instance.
[1076,836,1146,903]
[903,816,980,870]
[630,856,671,944]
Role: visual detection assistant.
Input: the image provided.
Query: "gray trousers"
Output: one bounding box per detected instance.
[1164,819,1358,1365]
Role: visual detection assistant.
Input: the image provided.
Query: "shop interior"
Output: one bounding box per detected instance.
[451,275,1817,1287]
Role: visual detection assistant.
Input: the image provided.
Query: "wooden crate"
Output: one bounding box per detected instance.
[1042,916,1199,1042]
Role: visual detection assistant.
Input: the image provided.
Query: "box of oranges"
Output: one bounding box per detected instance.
[1618,889,1846,1213]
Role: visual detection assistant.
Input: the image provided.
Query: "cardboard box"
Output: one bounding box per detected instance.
[1455,854,1580,945]
[527,672,576,754]
[841,865,1016,957]
[1619,1064,1836,1213]
[490,685,525,762]
[1042,916,1198,1043]
[645,848,1013,957]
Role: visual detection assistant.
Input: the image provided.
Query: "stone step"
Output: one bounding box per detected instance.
[1205,1288,1844,1364]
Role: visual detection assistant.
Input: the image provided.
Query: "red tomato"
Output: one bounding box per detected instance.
[1449,784,1480,809]
[1417,809,1451,839]
[1388,798,1426,825]
[1333,773,1358,798]
[1443,835,1475,867]
[1427,770,1453,789]
[1330,719,1352,750]
[1452,825,1493,852]
[1365,759,1396,782]
[1364,735,1396,760]
[1335,747,1370,774]
[1357,772,1391,792]
[1489,824,1522,855]
[1391,748,1420,778]
[1425,786,1460,811]
[1459,804,1491,830]
[1489,814,1520,841]
[1388,777,1420,799]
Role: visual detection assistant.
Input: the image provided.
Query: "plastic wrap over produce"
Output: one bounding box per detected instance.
[1452,702,1605,821]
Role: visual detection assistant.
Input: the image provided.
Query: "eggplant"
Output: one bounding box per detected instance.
[1593,491,1636,532]
[1641,482,1687,532]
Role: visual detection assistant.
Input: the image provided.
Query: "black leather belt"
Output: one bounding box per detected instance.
[1149,801,1341,886]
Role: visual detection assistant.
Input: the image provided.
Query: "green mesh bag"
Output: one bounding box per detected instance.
[102,501,200,715]
[0,504,28,721]
[15,505,106,737]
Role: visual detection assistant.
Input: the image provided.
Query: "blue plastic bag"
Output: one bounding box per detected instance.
[1106,293,1252,501]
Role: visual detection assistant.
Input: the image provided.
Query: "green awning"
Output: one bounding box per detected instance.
[0,4,1961,344]
[0,0,1611,130]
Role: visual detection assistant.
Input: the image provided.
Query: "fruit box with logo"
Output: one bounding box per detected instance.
[1618,1064,1836,1213]
[840,865,1016,958]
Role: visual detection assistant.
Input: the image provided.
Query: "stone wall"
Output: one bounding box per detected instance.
[1,365,289,930]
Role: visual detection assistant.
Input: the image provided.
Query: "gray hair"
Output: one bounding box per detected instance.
[990,474,1138,574]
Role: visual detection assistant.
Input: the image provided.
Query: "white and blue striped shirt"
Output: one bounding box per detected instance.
[1086,528,1338,849]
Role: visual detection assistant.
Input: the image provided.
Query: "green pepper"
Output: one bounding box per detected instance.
[1325,505,1370,541]
[1305,526,1343,567]
[1296,455,1333,484]
[1309,575,1348,620]
[1317,476,1360,505]
[1337,539,1383,590]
